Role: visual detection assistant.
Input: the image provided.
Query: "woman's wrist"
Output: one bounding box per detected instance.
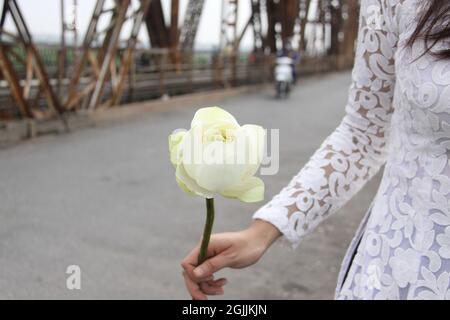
[248,219,282,249]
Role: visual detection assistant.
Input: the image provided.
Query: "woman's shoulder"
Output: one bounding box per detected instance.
[361,0,413,8]
[361,0,419,35]
[360,0,417,17]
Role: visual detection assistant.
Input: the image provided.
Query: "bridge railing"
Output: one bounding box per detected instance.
[0,45,353,121]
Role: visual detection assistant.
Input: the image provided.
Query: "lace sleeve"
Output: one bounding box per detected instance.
[253,0,399,248]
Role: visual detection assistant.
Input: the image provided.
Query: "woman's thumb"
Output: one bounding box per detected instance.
[193,255,230,278]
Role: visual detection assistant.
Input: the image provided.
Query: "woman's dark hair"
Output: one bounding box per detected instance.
[407,0,450,59]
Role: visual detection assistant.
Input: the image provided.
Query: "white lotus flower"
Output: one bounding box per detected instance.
[169,106,265,203]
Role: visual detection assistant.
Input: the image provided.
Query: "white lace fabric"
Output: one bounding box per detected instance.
[254,0,450,299]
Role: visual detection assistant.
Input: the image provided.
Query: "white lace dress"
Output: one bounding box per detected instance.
[253,0,450,300]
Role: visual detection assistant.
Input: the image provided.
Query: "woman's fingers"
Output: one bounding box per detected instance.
[181,245,213,282]
[182,242,232,282]
[206,277,227,287]
[193,254,231,279]
[183,272,227,298]
[200,282,224,296]
[181,234,235,298]
[199,278,228,296]
[182,271,207,300]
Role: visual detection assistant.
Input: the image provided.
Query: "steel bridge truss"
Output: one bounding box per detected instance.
[0,0,65,120]
[66,0,152,111]
[0,0,359,123]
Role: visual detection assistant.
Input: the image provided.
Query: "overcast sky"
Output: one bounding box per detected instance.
[2,0,254,49]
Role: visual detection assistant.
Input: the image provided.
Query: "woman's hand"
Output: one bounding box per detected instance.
[181,219,281,300]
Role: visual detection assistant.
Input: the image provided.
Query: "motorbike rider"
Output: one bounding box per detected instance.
[274,53,293,98]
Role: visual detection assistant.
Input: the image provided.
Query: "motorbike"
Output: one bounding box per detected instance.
[274,57,294,99]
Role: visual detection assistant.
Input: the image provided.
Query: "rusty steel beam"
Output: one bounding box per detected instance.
[279,0,299,43]
[265,0,299,53]
[299,0,312,53]
[168,0,180,64]
[146,0,170,48]
[218,0,239,86]
[143,0,180,64]
[109,0,153,106]
[265,0,277,53]
[0,0,65,122]
[179,0,205,51]
[64,0,152,111]
[65,0,106,109]
[0,45,32,118]
[236,14,252,47]
[328,0,343,55]
[58,0,66,97]
[219,0,239,51]
[58,0,79,97]
[30,43,66,116]
[170,0,179,48]
[87,0,130,110]
[250,0,264,53]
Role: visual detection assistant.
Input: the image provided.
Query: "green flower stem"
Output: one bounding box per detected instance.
[198,198,215,266]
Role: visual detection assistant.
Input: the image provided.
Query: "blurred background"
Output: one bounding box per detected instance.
[0,0,381,300]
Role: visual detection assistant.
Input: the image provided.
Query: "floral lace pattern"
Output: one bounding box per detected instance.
[254,0,450,299]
